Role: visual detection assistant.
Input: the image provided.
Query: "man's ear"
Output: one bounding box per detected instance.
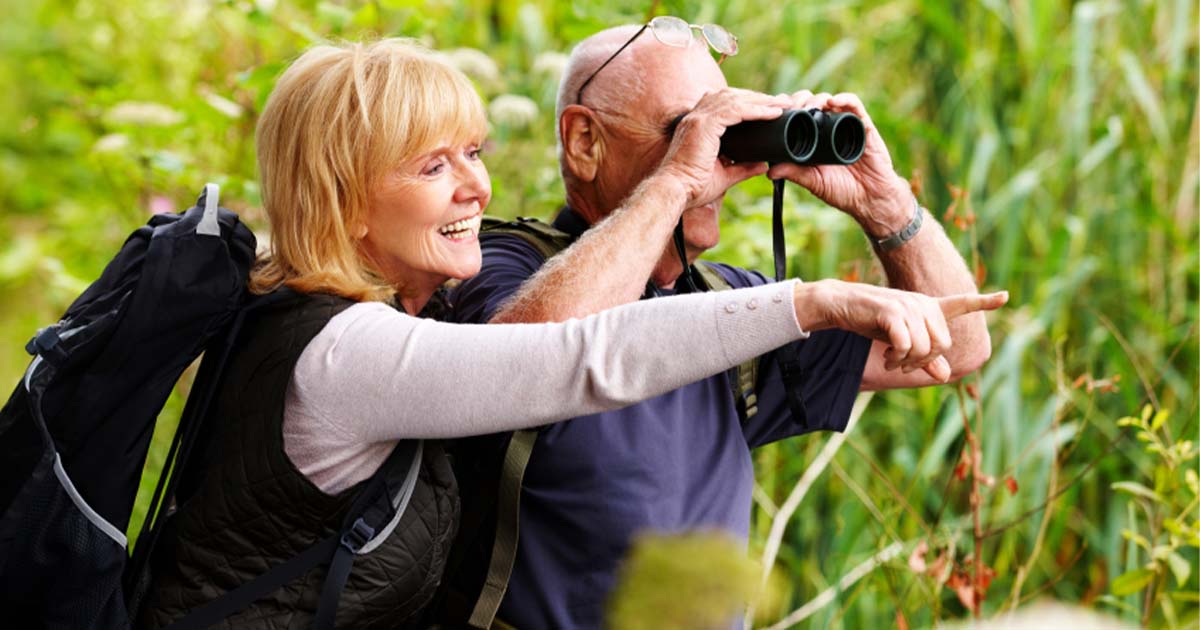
[560,105,602,183]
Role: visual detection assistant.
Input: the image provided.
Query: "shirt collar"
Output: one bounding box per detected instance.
[551,205,590,239]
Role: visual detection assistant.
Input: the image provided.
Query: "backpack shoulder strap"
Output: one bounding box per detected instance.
[480,216,575,261]
[452,216,570,629]
[466,429,536,628]
[695,262,760,424]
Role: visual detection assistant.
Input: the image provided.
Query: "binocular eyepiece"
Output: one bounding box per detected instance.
[720,109,866,165]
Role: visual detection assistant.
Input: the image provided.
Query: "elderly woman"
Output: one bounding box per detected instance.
[137,39,813,629]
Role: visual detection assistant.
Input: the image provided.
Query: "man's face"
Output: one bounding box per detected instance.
[592,43,730,272]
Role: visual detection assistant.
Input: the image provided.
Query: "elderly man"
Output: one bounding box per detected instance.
[449,19,1005,628]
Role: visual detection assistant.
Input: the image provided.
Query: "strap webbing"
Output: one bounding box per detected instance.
[672,219,700,293]
[772,178,786,282]
[768,178,811,425]
[468,429,537,628]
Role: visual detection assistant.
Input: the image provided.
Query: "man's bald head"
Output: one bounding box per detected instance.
[555,24,725,147]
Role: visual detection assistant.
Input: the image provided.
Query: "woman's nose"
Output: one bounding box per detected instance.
[454,163,491,205]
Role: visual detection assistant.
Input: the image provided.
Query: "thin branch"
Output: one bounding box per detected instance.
[747,392,874,626]
[1092,309,1160,410]
[1007,341,1068,609]
[843,437,937,539]
[761,542,906,630]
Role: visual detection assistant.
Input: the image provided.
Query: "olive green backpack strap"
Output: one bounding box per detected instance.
[480,216,575,261]
[468,429,537,628]
[466,216,572,629]
[695,262,760,423]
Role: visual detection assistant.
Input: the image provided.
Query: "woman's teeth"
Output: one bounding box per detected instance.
[437,215,481,240]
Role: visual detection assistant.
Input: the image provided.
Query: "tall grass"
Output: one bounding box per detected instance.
[0,0,1195,627]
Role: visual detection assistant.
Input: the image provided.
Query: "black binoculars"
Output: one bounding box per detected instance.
[720,109,865,165]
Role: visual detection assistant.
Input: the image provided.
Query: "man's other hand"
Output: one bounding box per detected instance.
[766,91,915,239]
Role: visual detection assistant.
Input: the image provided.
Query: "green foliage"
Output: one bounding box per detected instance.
[0,0,1196,628]
[1100,405,1200,628]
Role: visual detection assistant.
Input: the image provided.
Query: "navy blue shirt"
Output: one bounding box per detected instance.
[449,209,871,629]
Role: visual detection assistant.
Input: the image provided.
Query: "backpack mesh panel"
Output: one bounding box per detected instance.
[1,445,130,629]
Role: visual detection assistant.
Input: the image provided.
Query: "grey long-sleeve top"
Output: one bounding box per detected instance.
[284,280,807,494]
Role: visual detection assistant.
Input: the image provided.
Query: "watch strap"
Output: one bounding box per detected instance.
[874,197,924,252]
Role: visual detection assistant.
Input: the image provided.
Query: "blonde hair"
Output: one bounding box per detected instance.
[250,38,488,302]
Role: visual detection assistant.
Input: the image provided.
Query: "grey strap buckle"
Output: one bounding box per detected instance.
[196,182,221,236]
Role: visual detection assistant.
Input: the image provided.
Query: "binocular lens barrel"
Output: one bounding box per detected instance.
[720,109,865,166]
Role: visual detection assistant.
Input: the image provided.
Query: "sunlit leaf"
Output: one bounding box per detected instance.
[1111,568,1156,596]
[1150,410,1169,431]
[1112,481,1163,502]
[1166,552,1190,587]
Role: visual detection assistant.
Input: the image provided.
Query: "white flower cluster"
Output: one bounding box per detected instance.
[532,51,569,83]
[104,101,184,127]
[442,48,501,88]
[488,94,539,129]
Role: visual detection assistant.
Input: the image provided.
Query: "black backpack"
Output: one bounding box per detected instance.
[0,185,420,629]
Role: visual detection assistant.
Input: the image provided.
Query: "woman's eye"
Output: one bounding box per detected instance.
[423,160,446,176]
[466,147,482,160]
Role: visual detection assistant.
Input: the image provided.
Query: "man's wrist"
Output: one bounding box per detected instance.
[859,178,916,238]
[872,198,923,253]
[640,170,690,216]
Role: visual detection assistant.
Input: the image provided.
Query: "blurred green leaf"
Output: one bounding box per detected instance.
[1112,481,1164,503]
[1111,568,1157,596]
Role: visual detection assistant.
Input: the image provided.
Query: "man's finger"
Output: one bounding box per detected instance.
[723,161,770,187]
[939,291,1009,320]
[922,356,952,383]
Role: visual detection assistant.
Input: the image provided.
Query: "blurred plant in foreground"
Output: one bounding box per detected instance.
[607,531,785,629]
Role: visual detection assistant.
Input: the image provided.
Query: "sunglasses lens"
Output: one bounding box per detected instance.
[701,24,738,55]
[650,16,692,47]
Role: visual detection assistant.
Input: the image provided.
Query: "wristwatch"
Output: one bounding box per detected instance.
[873,196,924,252]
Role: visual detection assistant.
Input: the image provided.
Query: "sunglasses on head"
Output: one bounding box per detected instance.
[575,16,739,107]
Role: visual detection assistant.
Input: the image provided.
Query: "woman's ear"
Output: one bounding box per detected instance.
[560,105,602,183]
[351,222,368,239]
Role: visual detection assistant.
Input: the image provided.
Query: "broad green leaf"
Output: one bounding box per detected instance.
[1112,481,1164,503]
[1167,552,1190,587]
[1111,568,1156,596]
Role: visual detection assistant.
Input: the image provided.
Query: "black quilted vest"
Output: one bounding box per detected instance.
[140,293,458,629]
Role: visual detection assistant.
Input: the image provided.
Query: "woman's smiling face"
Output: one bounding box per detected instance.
[360,138,492,306]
